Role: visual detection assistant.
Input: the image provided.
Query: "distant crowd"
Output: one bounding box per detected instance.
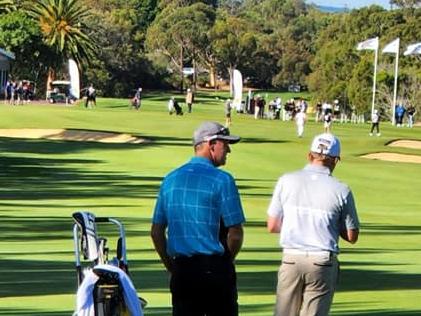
[3,80,35,105]
[2,82,417,130]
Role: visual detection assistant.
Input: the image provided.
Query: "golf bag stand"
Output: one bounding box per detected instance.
[72,211,144,316]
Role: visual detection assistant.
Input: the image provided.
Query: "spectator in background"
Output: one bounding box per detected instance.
[3,80,10,104]
[395,103,406,127]
[16,81,24,105]
[225,98,233,127]
[168,97,183,116]
[186,88,194,113]
[133,87,142,110]
[315,101,322,123]
[369,109,381,136]
[406,105,416,128]
[85,84,96,108]
[254,95,261,119]
[323,111,332,133]
[333,99,340,121]
[299,98,308,113]
[275,97,282,120]
[295,110,306,138]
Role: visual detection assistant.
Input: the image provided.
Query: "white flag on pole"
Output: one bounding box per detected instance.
[382,38,399,54]
[404,42,421,56]
[356,37,379,51]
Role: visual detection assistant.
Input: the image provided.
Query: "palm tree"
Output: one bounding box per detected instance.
[0,0,15,13]
[25,0,96,91]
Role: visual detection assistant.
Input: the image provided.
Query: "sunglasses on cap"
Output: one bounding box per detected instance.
[204,127,231,141]
[215,127,230,136]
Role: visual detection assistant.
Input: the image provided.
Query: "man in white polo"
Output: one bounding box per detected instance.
[267,133,360,316]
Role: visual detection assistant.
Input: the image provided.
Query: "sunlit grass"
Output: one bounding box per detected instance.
[0,91,420,315]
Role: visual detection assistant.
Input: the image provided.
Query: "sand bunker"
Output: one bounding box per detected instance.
[0,129,145,144]
[361,139,421,164]
[387,140,421,150]
[361,152,421,164]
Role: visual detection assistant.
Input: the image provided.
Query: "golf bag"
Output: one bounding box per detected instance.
[72,211,146,316]
[173,100,183,115]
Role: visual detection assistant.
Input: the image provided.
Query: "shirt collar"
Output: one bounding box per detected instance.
[190,156,214,166]
[304,163,331,175]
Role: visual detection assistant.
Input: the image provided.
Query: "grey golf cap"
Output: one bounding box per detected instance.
[193,121,240,146]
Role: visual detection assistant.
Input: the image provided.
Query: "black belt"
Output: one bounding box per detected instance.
[174,254,225,263]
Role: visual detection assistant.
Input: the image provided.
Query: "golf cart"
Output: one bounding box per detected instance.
[47,80,77,104]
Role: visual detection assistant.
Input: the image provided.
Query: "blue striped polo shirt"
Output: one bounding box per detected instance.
[152,157,245,257]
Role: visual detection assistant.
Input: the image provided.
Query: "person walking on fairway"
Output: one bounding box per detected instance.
[406,105,416,128]
[323,111,332,133]
[267,133,360,316]
[370,109,381,136]
[133,87,142,110]
[151,121,246,316]
[186,88,194,113]
[225,98,233,127]
[294,110,306,137]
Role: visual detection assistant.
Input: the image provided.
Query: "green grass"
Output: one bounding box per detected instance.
[0,91,420,315]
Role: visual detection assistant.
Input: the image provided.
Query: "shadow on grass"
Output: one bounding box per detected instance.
[0,216,153,241]
[142,135,290,148]
[241,138,290,144]
[0,154,162,201]
[0,306,418,316]
[361,223,421,235]
[331,309,421,316]
[1,253,421,316]
[337,267,421,291]
[0,310,72,316]
[0,138,143,155]
[0,133,291,152]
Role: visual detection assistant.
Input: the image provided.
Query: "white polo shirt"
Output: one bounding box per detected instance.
[267,164,359,254]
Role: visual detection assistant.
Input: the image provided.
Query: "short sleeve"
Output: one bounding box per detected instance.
[267,178,283,219]
[152,183,167,225]
[219,174,245,227]
[340,190,359,230]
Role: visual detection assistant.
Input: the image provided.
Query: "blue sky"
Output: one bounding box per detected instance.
[307,0,391,9]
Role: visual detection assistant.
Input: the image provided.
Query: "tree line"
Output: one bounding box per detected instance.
[0,0,420,115]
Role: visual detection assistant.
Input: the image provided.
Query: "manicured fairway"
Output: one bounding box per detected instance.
[0,92,420,315]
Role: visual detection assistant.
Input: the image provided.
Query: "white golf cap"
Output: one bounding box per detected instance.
[310,133,341,157]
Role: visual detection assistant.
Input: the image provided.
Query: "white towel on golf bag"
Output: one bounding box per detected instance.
[76,264,143,316]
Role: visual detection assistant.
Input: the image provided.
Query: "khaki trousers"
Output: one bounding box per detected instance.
[274,253,339,316]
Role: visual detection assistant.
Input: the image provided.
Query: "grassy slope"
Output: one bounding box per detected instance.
[0,92,420,315]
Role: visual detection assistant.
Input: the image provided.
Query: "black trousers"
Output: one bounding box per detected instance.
[370,122,379,133]
[170,254,238,316]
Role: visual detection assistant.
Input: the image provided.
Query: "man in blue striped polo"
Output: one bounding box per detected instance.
[267,133,360,316]
[151,121,245,316]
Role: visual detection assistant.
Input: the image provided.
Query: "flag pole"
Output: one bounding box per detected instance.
[371,37,379,117]
[391,38,400,125]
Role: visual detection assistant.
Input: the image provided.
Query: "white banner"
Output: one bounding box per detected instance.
[232,69,243,112]
[404,42,421,56]
[357,37,379,51]
[382,38,400,54]
[68,59,80,99]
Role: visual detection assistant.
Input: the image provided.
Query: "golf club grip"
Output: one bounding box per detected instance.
[95,217,109,223]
